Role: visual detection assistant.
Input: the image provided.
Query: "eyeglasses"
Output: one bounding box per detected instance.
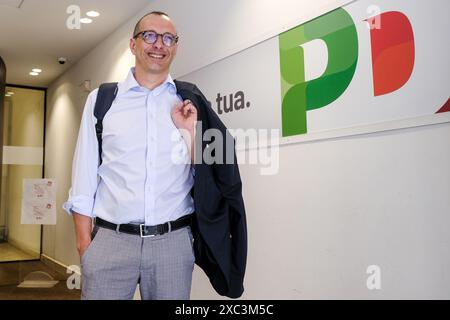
[133,30,179,47]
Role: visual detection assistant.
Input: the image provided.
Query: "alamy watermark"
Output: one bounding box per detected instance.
[366,264,382,290]
[66,5,98,30]
[66,265,81,290]
[366,5,382,30]
[66,5,82,30]
[171,123,280,176]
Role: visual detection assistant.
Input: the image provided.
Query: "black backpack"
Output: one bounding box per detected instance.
[93,83,118,165]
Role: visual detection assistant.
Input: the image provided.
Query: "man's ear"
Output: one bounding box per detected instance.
[129,38,137,55]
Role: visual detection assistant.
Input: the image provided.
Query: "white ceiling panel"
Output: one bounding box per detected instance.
[0,0,151,87]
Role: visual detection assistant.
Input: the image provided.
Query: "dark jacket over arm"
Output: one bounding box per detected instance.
[175,80,248,298]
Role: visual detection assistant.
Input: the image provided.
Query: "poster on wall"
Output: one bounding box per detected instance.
[21,179,57,225]
[179,0,449,145]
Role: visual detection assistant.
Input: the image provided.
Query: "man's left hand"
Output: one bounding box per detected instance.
[171,99,197,164]
[171,99,197,133]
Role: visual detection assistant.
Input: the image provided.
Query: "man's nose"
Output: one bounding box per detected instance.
[152,35,164,49]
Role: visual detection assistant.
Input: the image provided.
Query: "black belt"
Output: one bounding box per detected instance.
[95,214,193,238]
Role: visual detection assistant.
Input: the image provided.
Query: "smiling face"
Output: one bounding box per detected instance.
[130,14,178,77]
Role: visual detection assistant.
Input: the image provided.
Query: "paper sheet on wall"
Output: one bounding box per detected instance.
[21,179,57,225]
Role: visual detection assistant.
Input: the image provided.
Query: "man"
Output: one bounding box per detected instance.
[64,11,247,300]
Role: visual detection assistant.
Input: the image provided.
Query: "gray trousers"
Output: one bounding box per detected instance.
[80,224,195,300]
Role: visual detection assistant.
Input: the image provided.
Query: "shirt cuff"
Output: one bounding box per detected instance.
[62,195,94,218]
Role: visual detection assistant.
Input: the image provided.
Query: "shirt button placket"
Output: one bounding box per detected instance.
[145,92,152,224]
[146,94,157,225]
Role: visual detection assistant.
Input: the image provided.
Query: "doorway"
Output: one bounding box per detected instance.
[0,85,45,262]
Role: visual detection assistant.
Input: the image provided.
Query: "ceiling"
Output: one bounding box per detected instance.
[0,0,150,87]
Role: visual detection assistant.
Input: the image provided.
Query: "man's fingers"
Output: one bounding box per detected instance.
[183,100,190,116]
[173,100,197,118]
[174,101,184,110]
[183,105,190,116]
[182,100,196,117]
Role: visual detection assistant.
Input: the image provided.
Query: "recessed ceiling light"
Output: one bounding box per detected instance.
[5,94,11,97]
[7,91,14,95]
[86,11,100,18]
[30,72,39,76]
[80,17,93,24]
[31,68,42,73]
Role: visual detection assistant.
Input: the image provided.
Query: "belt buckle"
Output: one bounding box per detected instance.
[140,224,156,238]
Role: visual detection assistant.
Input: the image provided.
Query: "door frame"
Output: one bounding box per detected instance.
[0,83,47,263]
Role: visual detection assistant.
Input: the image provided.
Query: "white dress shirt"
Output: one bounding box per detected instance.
[63,68,194,225]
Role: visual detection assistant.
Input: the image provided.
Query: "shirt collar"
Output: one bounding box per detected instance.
[117,67,176,96]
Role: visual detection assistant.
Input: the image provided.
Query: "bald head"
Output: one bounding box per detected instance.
[133,11,175,38]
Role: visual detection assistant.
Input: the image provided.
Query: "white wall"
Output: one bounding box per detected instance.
[236,123,450,299]
[45,0,450,299]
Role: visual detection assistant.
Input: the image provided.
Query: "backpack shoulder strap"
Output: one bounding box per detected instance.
[94,82,118,165]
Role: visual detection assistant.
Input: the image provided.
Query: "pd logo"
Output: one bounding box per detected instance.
[279,8,416,137]
[366,11,415,97]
